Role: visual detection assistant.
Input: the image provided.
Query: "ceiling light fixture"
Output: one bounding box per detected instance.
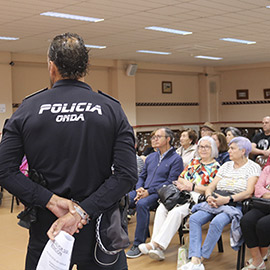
[145,26,192,35]
[0,36,19,40]
[195,55,223,60]
[136,50,171,55]
[85,44,106,49]
[220,38,256,45]
[40,12,104,22]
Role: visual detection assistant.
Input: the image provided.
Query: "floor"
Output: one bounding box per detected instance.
[0,190,269,270]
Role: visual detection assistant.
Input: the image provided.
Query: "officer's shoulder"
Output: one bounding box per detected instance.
[24,87,48,100]
[98,90,120,104]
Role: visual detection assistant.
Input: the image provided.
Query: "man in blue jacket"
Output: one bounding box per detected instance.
[126,127,184,258]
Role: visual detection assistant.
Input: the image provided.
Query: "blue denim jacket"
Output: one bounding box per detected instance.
[192,202,243,250]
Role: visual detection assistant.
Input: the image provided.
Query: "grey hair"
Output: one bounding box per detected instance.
[196,136,219,159]
[225,127,241,137]
[229,136,252,157]
[158,127,174,146]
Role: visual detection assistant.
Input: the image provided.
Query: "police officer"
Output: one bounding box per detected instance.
[0,33,137,269]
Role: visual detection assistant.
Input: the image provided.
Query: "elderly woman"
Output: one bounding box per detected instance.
[225,127,241,144]
[138,136,220,261]
[240,165,270,270]
[176,129,198,168]
[212,132,230,165]
[181,137,261,270]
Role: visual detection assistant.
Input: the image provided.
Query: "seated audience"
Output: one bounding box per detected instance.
[140,130,157,162]
[176,129,198,168]
[181,137,261,270]
[225,126,241,144]
[212,132,230,165]
[138,136,220,261]
[135,137,144,176]
[251,116,270,161]
[126,127,184,258]
[240,165,270,270]
[200,122,216,138]
[263,155,270,169]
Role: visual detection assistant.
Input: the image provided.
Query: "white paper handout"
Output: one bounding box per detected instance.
[36,230,75,270]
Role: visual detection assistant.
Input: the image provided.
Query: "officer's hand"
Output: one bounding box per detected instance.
[47,211,82,241]
[46,194,75,218]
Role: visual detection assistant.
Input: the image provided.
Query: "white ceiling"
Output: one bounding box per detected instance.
[1,0,270,66]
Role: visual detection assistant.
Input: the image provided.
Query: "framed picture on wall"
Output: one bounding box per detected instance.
[264,88,270,99]
[162,81,172,94]
[236,89,249,100]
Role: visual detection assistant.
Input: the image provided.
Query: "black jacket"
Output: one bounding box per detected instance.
[0,79,137,219]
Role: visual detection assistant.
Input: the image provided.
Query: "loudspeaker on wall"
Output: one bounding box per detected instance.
[126,64,138,76]
[209,81,217,93]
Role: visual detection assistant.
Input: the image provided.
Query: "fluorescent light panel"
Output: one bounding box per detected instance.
[195,55,223,60]
[136,50,171,55]
[145,26,192,35]
[40,12,104,22]
[0,36,19,40]
[85,44,106,49]
[220,38,256,45]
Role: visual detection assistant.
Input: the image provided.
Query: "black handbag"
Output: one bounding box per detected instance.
[251,197,270,213]
[212,189,238,207]
[158,184,191,211]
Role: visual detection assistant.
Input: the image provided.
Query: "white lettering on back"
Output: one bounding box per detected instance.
[39,104,51,114]
[89,105,102,115]
[38,102,102,122]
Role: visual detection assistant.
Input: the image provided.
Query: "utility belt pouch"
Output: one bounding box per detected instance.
[17,169,47,229]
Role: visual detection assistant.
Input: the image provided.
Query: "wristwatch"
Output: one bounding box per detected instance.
[229,195,234,203]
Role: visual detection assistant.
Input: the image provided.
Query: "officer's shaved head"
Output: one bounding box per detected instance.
[48,33,89,80]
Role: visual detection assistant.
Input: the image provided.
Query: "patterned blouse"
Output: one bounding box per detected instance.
[180,158,220,186]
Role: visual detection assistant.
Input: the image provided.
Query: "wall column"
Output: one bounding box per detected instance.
[109,60,137,127]
[198,67,221,124]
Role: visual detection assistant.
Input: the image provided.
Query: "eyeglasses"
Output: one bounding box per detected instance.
[201,128,211,132]
[151,135,166,140]
[198,145,211,150]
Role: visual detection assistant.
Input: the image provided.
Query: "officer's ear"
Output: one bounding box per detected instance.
[48,61,57,74]
[48,60,61,81]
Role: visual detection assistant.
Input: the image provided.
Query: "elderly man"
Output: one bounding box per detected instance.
[0,33,137,270]
[200,122,216,137]
[251,116,270,161]
[126,127,184,258]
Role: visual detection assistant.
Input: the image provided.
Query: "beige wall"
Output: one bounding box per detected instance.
[217,65,270,122]
[0,52,13,130]
[1,52,270,133]
[135,71,200,126]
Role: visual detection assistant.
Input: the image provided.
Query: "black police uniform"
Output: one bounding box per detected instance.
[0,79,137,269]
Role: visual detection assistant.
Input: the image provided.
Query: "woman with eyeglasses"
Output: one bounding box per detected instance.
[180,137,261,270]
[138,136,220,261]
